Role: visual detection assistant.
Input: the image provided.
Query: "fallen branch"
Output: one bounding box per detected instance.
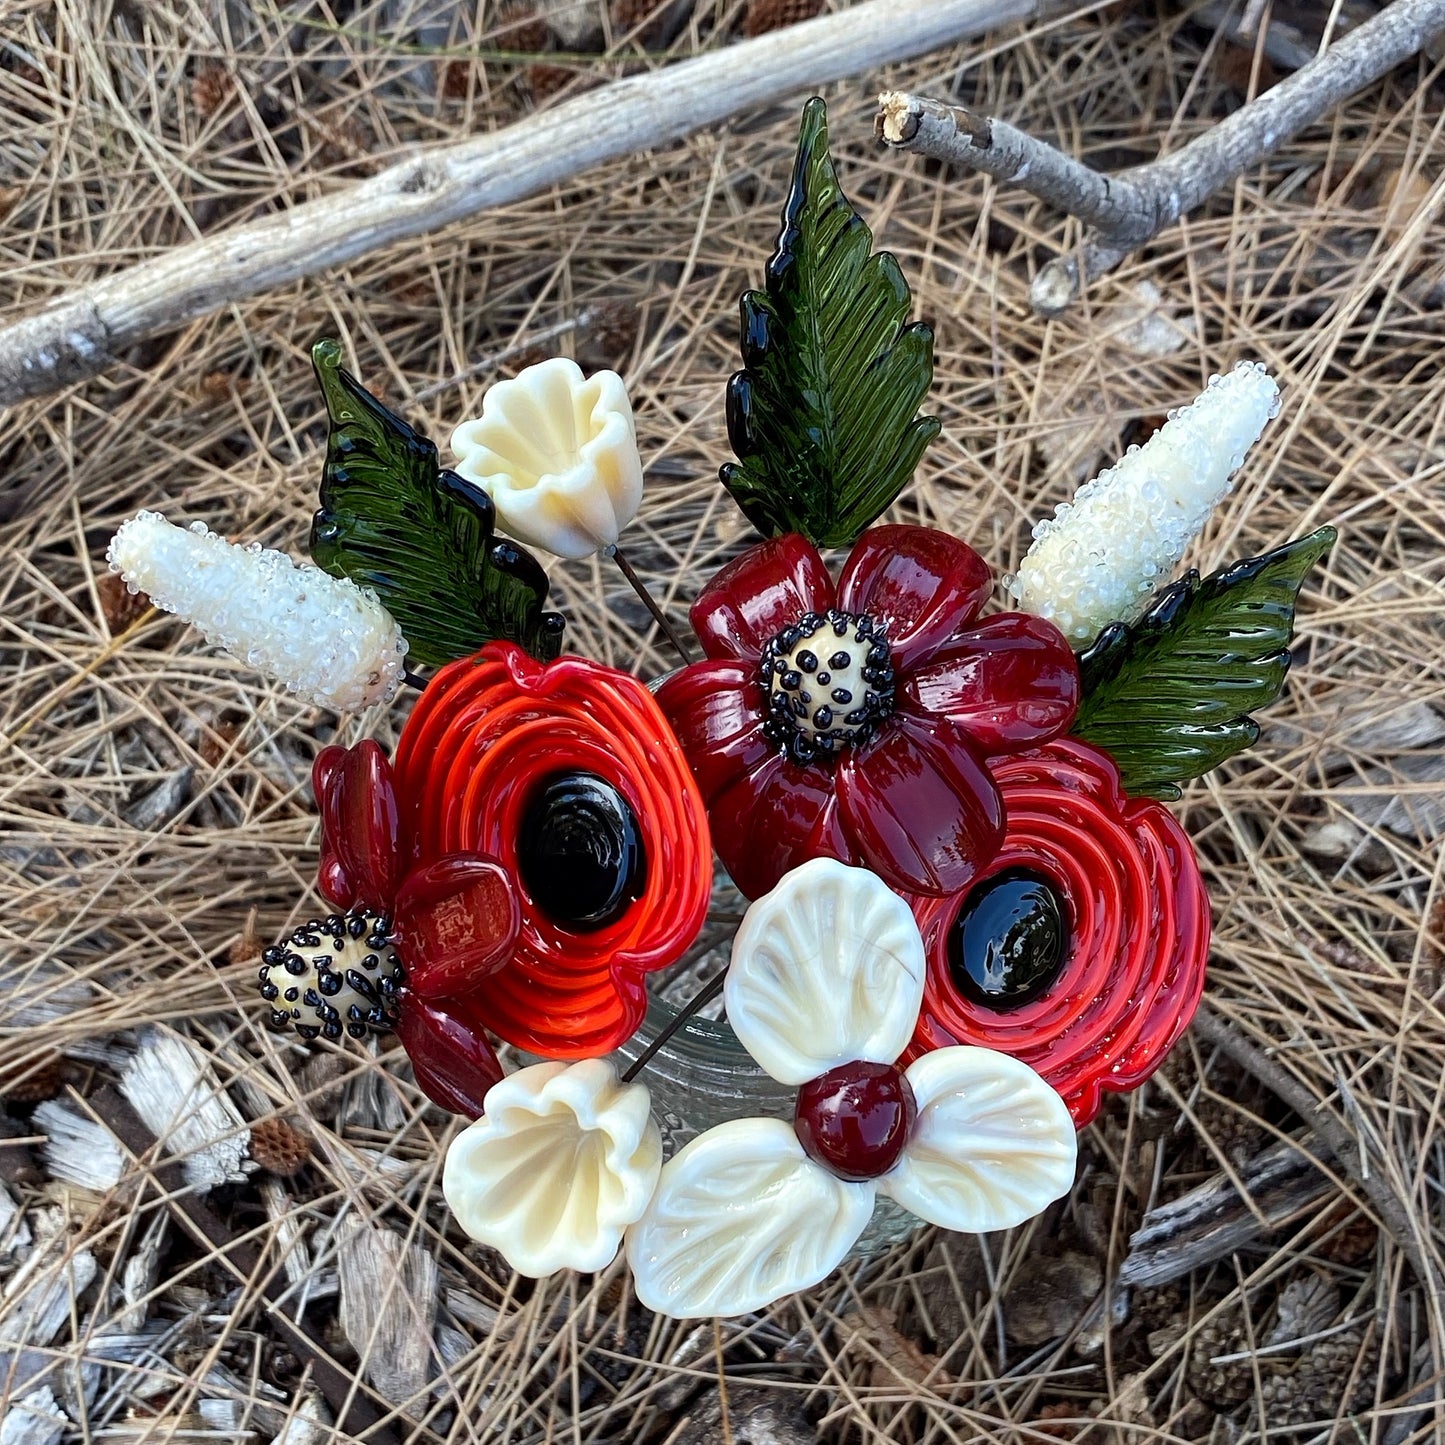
[1190,1003,1438,1292]
[0,0,1051,409]
[876,0,1445,313]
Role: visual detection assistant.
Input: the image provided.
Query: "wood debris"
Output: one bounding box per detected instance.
[119,1029,250,1191]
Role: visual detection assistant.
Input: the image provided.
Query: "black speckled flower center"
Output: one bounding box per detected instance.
[759,609,894,765]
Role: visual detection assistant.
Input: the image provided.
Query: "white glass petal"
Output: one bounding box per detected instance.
[879,1047,1077,1233]
[725,857,926,1085]
[443,1058,661,1278]
[449,357,644,560]
[626,1117,874,1319]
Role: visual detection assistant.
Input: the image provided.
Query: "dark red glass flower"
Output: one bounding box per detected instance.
[906,738,1211,1127]
[658,527,1080,899]
[389,642,713,1059]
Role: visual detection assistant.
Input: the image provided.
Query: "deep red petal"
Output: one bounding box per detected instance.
[393,855,521,999]
[710,753,856,899]
[836,715,1004,896]
[836,525,992,669]
[901,613,1081,754]
[690,534,834,661]
[393,990,504,1120]
[655,661,773,801]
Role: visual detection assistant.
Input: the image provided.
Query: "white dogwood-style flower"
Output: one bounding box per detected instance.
[1008,360,1282,643]
[444,1058,662,1277]
[626,859,1077,1319]
[449,357,644,559]
[106,510,406,712]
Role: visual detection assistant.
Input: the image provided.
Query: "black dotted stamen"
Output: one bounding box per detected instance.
[759,609,895,765]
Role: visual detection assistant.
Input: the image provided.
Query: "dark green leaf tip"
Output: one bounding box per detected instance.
[720,98,939,548]
[308,339,564,666]
[1071,526,1335,797]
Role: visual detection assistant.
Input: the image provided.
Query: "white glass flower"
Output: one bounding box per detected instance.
[449,358,644,560]
[106,510,405,712]
[626,859,1077,1319]
[1008,359,1282,643]
[443,1058,662,1277]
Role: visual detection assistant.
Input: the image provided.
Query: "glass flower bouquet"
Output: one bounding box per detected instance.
[106,100,1332,1320]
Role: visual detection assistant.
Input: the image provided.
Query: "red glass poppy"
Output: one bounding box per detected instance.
[657,527,1080,900]
[389,642,712,1059]
[906,738,1211,1128]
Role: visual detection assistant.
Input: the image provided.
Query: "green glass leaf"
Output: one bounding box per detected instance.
[1071,527,1336,799]
[720,97,941,548]
[308,339,564,667]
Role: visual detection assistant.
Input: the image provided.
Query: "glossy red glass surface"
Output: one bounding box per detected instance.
[906,738,1211,1127]
[313,740,401,912]
[393,854,520,999]
[689,531,835,661]
[391,641,712,1059]
[394,989,504,1120]
[794,1060,917,1181]
[835,713,1004,897]
[835,524,992,670]
[902,613,1080,754]
[660,527,1080,899]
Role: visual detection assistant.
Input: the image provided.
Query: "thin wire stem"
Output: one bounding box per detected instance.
[620,968,727,1084]
[609,545,693,665]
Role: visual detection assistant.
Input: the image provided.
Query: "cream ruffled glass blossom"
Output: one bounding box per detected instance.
[449,357,644,560]
[106,511,406,712]
[626,859,1078,1319]
[443,1058,662,1277]
[1008,360,1282,643]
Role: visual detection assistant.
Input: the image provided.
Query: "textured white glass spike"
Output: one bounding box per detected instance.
[1009,360,1282,643]
[107,511,406,711]
[450,357,644,559]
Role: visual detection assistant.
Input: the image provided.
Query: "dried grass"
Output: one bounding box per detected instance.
[2,1,1443,1441]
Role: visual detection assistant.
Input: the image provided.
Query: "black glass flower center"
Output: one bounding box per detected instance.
[947,868,1069,1010]
[759,609,894,765]
[517,771,646,932]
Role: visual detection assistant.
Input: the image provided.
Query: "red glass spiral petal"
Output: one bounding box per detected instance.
[906,738,1210,1127]
[688,532,834,661]
[835,524,992,669]
[901,613,1081,755]
[391,642,712,1058]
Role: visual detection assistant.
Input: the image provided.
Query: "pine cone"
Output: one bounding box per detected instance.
[611,0,666,42]
[0,1055,64,1104]
[584,299,640,364]
[525,63,576,104]
[743,0,824,39]
[250,1117,311,1176]
[191,63,234,119]
[98,570,150,633]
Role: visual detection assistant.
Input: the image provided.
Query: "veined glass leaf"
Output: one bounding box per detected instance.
[308,339,564,667]
[721,98,940,548]
[1071,527,1336,798]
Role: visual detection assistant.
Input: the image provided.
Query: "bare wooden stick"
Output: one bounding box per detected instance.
[0,0,1049,409]
[876,0,1445,314]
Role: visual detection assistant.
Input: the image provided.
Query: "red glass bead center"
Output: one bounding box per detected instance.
[793,1059,917,1181]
